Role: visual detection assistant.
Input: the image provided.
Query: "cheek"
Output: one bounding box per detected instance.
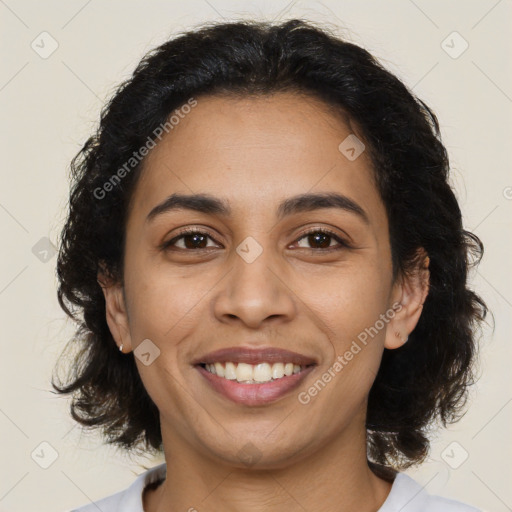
[124,254,212,344]
[297,262,391,343]
[295,269,390,424]
[295,264,392,405]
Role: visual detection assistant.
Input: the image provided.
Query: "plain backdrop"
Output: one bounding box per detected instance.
[1,1,511,511]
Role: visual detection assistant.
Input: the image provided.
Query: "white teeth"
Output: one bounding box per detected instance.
[235,363,253,383]
[284,363,294,376]
[203,361,308,383]
[272,362,285,379]
[214,362,225,377]
[253,363,272,382]
[224,362,237,380]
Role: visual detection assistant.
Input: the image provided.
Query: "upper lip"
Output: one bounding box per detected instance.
[192,347,318,366]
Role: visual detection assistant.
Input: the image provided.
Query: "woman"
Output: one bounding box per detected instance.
[54,18,487,512]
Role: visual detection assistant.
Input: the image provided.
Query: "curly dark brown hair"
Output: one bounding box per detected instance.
[51,18,488,470]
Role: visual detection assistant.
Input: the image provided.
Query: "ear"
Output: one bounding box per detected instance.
[385,249,430,350]
[97,264,133,353]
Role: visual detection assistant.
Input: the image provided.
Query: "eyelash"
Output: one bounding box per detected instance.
[161,227,349,253]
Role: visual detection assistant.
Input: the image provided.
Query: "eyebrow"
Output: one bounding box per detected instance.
[146,192,369,225]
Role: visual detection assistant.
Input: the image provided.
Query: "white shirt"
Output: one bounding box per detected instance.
[67,462,482,511]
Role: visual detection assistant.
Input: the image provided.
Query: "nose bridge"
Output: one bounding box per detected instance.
[212,235,296,327]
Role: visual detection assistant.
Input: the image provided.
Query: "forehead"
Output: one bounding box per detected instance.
[127,92,385,228]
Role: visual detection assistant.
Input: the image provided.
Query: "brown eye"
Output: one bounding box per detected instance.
[162,230,219,250]
[295,229,348,251]
[161,228,348,252]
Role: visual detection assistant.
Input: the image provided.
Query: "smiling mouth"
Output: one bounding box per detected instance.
[197,361,314,384]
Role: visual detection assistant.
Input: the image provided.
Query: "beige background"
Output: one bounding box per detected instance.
[1,1,511,511]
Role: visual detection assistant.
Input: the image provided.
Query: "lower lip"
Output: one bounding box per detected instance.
[196,365,316,406]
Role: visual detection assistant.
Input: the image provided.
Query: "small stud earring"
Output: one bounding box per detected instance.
[119,344,124,352]
[394,331,409,343]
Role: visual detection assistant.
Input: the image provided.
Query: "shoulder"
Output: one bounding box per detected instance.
[66,462,167,512]
[379,472,483,512]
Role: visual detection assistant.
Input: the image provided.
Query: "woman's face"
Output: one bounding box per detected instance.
[103,92,421,468]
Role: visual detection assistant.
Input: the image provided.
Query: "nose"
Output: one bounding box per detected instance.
[212,244,297,329]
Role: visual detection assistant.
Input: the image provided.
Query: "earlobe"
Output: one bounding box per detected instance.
[384,251,430,350]
[97,269,132,353]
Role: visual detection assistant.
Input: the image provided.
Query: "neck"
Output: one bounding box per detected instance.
[144,417,395,512]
